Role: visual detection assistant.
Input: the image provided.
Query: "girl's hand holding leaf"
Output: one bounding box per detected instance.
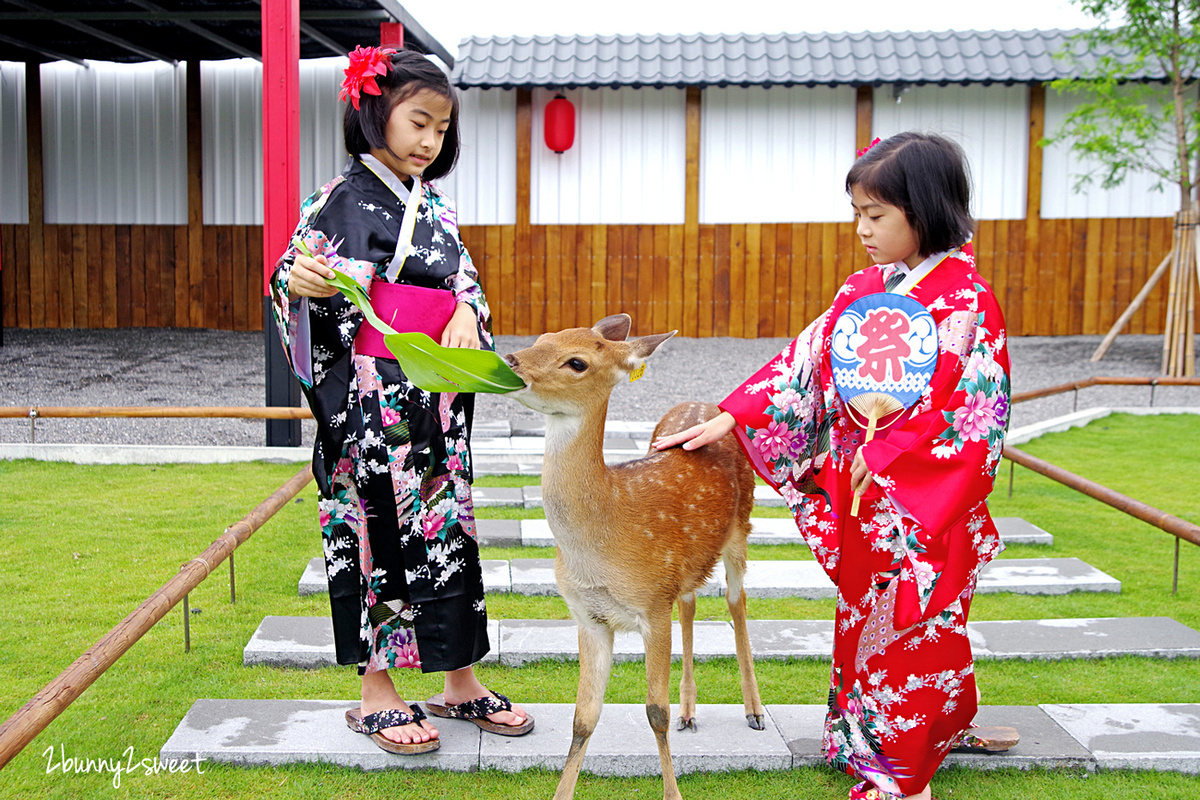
[289,251,339,300]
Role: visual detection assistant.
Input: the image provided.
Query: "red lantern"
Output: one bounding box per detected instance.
[544,93,575,154]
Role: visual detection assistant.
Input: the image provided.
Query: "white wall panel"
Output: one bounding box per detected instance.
[1041,86,1179,219]
[0,62,28,224]
[203,57,348,225]
[434,87,516,225]
[872,84,1028,220]
[531,87,686,225]
[42,61,186,224]
[701,86,857,224]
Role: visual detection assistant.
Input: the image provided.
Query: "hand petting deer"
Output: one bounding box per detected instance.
[504,314,764,800]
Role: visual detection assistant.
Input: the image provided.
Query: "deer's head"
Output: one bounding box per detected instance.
[504,314,676,417]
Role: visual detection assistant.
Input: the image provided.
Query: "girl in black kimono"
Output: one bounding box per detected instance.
[272,47,530,754]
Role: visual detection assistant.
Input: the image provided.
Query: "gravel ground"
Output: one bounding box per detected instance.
[1,327,1197,447]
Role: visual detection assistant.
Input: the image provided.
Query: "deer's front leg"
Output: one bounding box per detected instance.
[643,611,682,800]
[723,545,765,730]
[553,620,614,800]
[676,592,698,731]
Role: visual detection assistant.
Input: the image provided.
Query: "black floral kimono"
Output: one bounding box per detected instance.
[271,154,492,674]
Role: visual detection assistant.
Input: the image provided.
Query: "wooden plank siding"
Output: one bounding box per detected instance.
[0,217,1185,337]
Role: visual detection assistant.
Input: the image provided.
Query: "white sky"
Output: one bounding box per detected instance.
[414,0,1103,60]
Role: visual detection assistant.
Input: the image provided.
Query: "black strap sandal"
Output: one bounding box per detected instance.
[425,690,534,736]
[344,702,440,754]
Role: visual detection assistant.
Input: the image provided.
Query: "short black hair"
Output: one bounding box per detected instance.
[343,48,460,181]
[845,132,974,257]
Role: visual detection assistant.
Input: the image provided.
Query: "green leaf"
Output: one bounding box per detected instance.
[314,254,524,394]
[383,331,526,394]
[324,270,398,336]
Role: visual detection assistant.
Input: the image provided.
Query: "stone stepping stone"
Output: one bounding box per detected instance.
[1041,703,1200,772]
[245,617,1199,669]
[479,703,792,776]
[969,616,1200,660]
[508,516,1051,547]
[495,620,738,667]
[476,519,523,547]
[774,704,1097,771]
[975,558,1119,595]
[243,616,501,668]
[159,699,791,776]
[299,558,512,596]
[471,488,524,509]
[159,698,483,772]
[301,557,1118,598]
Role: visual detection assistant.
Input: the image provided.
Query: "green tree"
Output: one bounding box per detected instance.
[1046,0,1200,211]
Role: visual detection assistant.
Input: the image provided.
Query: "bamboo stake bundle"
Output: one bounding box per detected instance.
[1162,208,1197,377]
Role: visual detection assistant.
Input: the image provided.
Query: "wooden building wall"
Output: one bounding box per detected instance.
[0,76,1188,338]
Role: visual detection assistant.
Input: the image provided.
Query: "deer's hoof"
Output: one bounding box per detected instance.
[676,716,698,732]
[747,713,766,731]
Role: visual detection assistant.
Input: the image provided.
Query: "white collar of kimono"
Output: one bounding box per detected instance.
[359,153,419,205]
[887,248,952,295]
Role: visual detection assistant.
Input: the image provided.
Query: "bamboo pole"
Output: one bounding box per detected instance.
[1185,238,1196,376]
[1090,252,1174,362]
[1162,212,1186,374]
[0,465,314,770]
[1004,445,1200,547]
[1009,375,1200,404]
[1173,211,1195,376]
[0,406,313,420]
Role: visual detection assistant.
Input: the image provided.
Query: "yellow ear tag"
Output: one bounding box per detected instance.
[630,362,646,382]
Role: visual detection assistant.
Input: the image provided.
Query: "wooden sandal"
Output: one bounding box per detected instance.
[950,724,1020,752]
[425,690,534,736]
[345,703,440,754]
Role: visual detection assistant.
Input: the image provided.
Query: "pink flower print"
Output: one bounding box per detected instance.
[755,419,796,461]
[952,391,999,442]
[392,641,421,669]
[423,512,446,541]
[446,453,464,472]
[380,404,402,428]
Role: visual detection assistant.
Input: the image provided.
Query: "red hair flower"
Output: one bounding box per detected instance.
[340,45,396,110]
[856,137,882,158]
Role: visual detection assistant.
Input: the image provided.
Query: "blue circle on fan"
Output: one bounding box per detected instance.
[830,293,938,408]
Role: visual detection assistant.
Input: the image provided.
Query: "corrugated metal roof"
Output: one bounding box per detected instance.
[452,29,1158,89]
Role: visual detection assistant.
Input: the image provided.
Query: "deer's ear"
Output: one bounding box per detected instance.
[593,314,632,342]
[627,330,677,361]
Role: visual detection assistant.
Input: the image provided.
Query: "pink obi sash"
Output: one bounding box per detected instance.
[353,280,457,360]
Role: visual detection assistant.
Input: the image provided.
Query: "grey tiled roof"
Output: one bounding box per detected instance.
[452,29,1156,89]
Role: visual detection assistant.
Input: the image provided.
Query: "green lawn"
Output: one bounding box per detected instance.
[0,411,1197,799]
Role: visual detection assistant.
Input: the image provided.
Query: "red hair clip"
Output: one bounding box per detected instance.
[856,137,881,158]
[340,45,397,110]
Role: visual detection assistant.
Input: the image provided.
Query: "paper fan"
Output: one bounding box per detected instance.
[830,292,938,515]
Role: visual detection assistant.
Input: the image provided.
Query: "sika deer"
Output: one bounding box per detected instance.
[504,314,764,800]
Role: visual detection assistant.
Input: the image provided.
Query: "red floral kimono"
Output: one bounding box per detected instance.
[721,244,1010,796]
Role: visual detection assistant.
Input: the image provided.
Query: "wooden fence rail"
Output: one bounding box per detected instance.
[0,464,314,771]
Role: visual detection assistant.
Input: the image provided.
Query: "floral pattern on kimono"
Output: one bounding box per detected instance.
[271,156,492,675]
[721,243,1010,796]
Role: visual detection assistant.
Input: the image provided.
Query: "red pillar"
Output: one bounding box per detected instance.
[261,0,301,445]
[380,22,404,49]
[262,0,300,296]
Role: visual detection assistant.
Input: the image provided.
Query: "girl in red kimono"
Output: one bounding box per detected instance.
[655,132,1011,800]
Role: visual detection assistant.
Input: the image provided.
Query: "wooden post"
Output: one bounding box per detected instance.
[1023,84,1045,333]
[683,86,701,338]
[185,60,203,329]
[515,88,532,335]
[855,85,873,157]
[26,62,44,330]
